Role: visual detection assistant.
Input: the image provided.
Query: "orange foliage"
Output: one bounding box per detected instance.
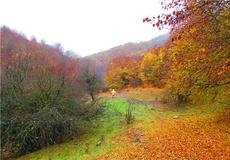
[104,56,141,89]
[98,109,230,160]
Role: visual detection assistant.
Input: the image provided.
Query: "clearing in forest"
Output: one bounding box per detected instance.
[17,88,230,160]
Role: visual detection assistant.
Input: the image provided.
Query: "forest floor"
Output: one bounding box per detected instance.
[17,88,230,160]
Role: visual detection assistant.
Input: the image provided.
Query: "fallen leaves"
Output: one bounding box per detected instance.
[97,108,230,160]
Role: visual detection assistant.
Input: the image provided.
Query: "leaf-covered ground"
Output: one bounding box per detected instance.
[98,108,230,160]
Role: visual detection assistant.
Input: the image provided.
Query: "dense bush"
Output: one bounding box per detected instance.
[1,98,104,157]
[161,88,190,106]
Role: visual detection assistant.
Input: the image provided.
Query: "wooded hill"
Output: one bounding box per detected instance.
[81,33,169,78]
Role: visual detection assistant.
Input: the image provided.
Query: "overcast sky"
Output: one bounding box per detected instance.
[0,0,169,57]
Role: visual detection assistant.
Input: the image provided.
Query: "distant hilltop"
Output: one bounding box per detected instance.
[86,33,169,60]
[80,33,169,76]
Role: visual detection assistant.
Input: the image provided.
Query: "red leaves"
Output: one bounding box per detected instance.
[156,22,160,27]
[143,17,151,23]
[166,14,170,20]
[1,27,81,86]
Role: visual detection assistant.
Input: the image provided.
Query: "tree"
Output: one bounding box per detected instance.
[104,56,141,89]
[140,48,167,87]
[82,68,101,101]
[144,0,230,104]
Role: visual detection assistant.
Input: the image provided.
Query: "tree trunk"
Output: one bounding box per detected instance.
[90,92,95,101]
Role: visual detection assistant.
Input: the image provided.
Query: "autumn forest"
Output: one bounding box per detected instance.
[1,0,230,159]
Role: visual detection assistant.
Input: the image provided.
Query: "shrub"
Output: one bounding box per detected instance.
[125,99,135,124]
[1,97,105,158]
[161,88,190,106]
[2,98,73,154]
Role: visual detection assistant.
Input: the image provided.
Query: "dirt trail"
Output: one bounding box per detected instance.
[103,89,167,107]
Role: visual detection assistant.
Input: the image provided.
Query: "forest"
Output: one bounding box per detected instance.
[1,0,230,159]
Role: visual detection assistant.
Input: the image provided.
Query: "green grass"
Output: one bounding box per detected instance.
[17,98,153,160]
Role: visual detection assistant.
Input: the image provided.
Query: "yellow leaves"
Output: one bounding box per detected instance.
[139,49,166,87]
[200,48,206,53]
[217,70,224,76]
[189,27,197,34]
[97,111,230,160]
[140,52,156,68]
[104,56,141,88]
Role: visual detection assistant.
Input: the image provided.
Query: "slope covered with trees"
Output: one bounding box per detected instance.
[152,0,230,105]
[82,34,169,81]
[1,27,103,159]
[105,0,229,105]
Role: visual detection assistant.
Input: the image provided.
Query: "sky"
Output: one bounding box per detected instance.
[0,0,169,57]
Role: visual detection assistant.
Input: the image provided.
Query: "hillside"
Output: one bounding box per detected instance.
[90,33,169,58]
[81,33,169,75]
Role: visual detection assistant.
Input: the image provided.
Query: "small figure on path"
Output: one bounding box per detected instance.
[111,88,116,98]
